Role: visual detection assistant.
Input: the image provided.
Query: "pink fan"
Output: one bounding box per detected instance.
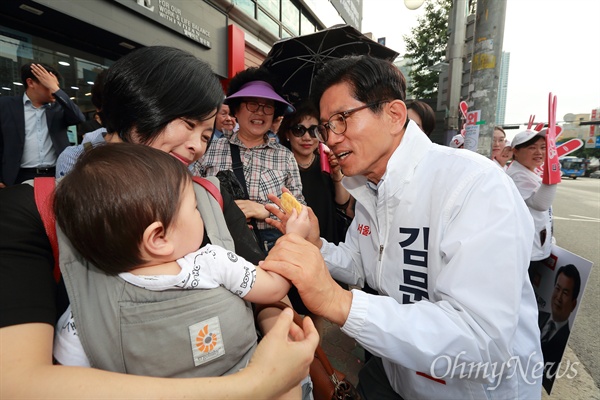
[527,115,535,130]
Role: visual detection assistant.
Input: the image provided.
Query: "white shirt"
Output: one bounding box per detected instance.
[21,93,56,168]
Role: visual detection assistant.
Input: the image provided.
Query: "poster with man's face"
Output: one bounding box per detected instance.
[529,245,592,394]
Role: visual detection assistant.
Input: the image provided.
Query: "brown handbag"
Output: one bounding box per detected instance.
[256,302,361,400]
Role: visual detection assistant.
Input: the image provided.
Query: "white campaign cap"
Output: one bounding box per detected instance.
[511,129,545,147]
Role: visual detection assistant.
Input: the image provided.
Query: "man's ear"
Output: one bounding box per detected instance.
[569,298,578,314]
[25,77,35,89]
[387,99,408,135]
[141,221,174,257]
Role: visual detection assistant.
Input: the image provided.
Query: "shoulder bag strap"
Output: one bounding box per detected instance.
[228,143,264,248]
[229,142,250,199]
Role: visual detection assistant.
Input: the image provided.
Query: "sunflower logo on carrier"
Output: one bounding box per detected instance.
[189,316,225,366]
[196,324,218,353]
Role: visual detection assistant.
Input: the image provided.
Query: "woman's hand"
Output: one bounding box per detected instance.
[234,199,270,221]
[326,147,344,182]
[245,308,319,397]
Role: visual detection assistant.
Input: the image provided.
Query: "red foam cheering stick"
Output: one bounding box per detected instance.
[542,93,561,185]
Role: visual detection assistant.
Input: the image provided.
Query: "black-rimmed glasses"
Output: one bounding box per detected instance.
[290,124,323,140]
[317,100,390,142]
[243,101,275,115]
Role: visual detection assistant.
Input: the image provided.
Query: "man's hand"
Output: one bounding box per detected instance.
[30,64,60,94]
[261,234,352,325]
[265,190,321,247]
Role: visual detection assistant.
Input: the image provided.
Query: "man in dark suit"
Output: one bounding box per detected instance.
[0,63,85,187]
[538,264,581,393]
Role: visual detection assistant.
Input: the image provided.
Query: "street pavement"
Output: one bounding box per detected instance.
[320,320,600,399]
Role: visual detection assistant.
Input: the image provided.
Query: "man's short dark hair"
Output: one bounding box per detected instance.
[311,55,407,115]
[21,63,62,85]
[555,264,581,300]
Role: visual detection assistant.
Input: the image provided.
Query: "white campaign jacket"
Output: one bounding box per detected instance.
[506,160,553,261]
[322,122,543,399]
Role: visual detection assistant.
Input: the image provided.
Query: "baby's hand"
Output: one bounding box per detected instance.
[286,206,310,239]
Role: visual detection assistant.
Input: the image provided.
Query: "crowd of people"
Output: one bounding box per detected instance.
[1,45,569,400]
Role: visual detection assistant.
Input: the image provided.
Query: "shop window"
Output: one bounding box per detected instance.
[258,0,280,19]
[0,27,110,124]
[300,12,315,35]
[257,9,280,37]
[281,0,299,36]
[233,0,256,18]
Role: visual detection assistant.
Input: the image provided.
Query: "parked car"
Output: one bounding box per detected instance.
[590,170,600,179]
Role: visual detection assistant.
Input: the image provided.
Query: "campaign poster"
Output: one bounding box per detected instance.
[529,245,593,394]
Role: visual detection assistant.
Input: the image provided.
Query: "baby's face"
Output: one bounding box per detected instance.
[169,181,204,258]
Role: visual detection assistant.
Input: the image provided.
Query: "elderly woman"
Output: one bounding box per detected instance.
[194,67,304,253]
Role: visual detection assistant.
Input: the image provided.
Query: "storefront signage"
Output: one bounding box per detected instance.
[330,0,362,31]
[114,0,213,48]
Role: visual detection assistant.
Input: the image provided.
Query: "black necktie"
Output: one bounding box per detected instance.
[541,321,556,343]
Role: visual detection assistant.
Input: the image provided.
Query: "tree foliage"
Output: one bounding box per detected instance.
[403,0,452,99]
[564,144,600,160]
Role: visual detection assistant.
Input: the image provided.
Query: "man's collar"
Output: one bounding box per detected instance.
[23,92,50,108]
[548,317,568,332]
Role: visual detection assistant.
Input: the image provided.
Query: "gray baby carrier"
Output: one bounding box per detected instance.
[34,177,257,377]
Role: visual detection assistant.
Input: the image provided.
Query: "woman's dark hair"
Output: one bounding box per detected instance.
[91,69,107,111]
[54,143,191,275]
[226,67,288,118]
[277,101,320,149]
[101,46,223,145]
[494,126,506,138]
[311,55,406,115]
[406,100,436,136]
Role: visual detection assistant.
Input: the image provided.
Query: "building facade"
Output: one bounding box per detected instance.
[495,51,510,125]
[1,0,361,142]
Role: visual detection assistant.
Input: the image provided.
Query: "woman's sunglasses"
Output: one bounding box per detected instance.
[290,124,322,140]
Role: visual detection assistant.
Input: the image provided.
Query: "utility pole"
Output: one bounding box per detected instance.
[466,0,507,157]
[445,0,468,134]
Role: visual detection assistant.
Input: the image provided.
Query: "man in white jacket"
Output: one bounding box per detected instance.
[264,55,543,399]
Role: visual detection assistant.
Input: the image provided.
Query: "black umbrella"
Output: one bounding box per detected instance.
[262,24,399,103]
